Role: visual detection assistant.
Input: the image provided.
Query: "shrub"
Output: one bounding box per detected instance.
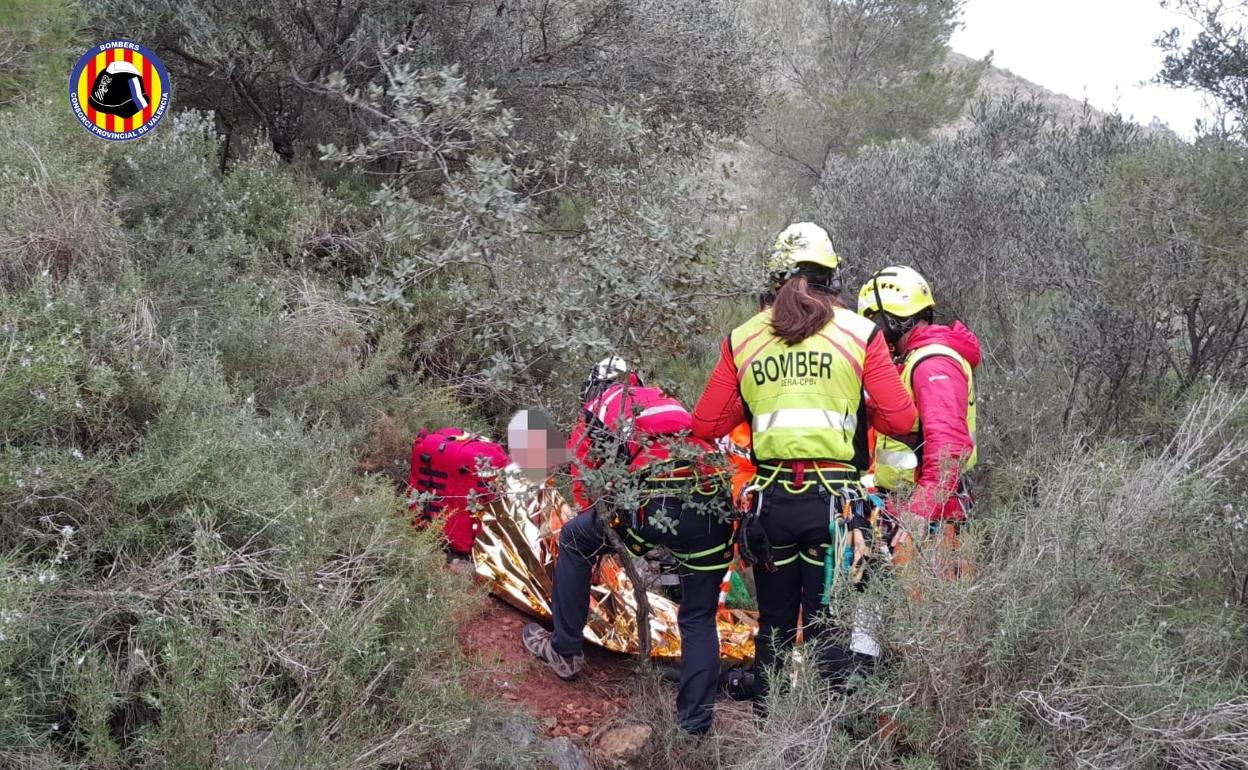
[88,0,764,160]
[0,102,124,286]
[0,79,519,770]
[320,66,754,424]
[704,389,1248,770]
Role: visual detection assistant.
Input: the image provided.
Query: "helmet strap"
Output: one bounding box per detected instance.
[872,274,886,320]
[826,267,844,295]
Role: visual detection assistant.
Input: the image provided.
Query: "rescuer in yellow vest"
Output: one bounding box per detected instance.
[857,266,981,546]
[691,223,918,707]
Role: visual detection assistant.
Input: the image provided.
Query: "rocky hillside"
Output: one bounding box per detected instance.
[944,50,1106,129]
[716,49,1108,226]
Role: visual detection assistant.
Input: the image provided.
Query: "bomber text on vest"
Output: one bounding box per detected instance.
[749,351,837,387]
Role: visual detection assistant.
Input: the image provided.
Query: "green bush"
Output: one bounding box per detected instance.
[2,3,1245,768]
[0,75,518,769]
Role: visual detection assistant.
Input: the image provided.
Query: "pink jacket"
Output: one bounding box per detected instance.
[902,322,981,522]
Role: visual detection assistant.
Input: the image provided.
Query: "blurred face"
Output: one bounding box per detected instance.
[507,410,568,484]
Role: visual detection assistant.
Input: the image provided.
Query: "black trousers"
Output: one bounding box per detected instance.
[751,484,869,704]
[550,494,734,733]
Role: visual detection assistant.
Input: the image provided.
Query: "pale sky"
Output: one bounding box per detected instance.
[950,0,1216,136]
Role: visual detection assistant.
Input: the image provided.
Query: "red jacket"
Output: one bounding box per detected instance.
[691,325,917,454]
[901,322,981,522]
[568,377,713,508]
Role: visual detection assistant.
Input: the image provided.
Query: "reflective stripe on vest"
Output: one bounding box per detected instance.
[873,434,918,491]
[731,307,875,463]
[873,342,977,490]
[875,445,919,471]
[752,408,858,433]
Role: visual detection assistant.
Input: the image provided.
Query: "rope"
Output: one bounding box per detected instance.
[716,558,735,620]
[824,494,852,604]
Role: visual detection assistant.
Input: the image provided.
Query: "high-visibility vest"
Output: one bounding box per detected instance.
[730,307,875,463]
[873,343,977,491]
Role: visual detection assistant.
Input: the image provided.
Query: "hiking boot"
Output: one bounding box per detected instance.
[522,623,584,681]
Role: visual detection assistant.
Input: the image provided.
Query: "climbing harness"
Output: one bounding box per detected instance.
[752,460,858,495]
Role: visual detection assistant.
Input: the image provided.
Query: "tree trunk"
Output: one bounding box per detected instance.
[594,499,653,668]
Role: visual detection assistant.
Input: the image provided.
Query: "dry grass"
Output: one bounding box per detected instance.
[0,142,120,285]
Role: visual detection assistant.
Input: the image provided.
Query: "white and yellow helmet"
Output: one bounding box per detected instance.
[766,222,840,274]
[857,266,935,319]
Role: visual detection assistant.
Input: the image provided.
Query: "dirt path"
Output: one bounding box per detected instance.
[457,596,639,740]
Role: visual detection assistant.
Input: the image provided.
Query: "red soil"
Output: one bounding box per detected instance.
[457,596,638,740]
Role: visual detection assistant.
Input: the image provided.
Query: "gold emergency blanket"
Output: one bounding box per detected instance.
[473,469,758,663]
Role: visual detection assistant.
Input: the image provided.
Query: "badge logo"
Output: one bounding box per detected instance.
[69,41,171,141]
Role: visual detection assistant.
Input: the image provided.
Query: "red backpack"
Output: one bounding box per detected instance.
[407,428,511,555]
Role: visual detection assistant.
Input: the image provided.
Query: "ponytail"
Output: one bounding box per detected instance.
[770,276,838,345]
